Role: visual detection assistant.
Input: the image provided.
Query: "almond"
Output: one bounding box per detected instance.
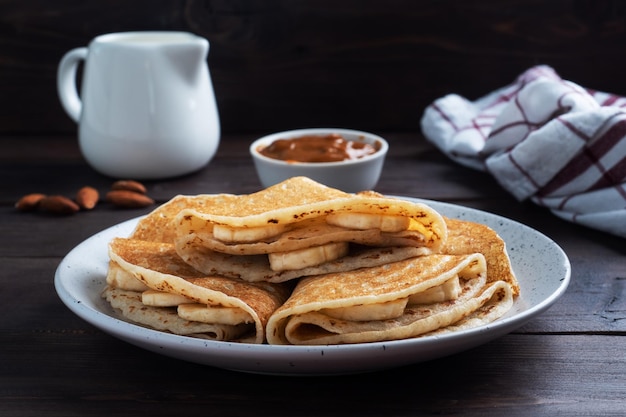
[15,193,46,211]
[106,190,154,208]
[39,195,80,215]
[76,186,99,210]
[111,180,147,194]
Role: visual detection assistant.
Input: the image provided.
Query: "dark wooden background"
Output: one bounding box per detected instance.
[1,0,626,137]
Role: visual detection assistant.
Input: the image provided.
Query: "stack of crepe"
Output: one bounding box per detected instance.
[102,176,519,345]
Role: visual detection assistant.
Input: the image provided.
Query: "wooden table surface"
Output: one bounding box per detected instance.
[1,133,624,417]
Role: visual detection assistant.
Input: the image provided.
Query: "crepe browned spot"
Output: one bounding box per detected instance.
[104,237,291,343]
[266,253,514,345]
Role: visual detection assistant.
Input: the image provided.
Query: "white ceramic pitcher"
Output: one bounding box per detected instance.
[57,31,220,179]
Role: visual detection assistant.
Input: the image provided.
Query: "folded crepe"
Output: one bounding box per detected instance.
[443,217,519,296]
[103,238,291,344]
[174,177,448,282]
[266,218,518,345]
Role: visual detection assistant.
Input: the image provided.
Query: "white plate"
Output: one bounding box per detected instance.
[54,198,570,376]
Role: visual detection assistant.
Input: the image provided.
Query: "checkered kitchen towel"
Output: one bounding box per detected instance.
[421,65,626,238]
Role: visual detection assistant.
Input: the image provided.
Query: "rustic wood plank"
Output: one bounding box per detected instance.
[1,330,624,416]
[1,0,626,134]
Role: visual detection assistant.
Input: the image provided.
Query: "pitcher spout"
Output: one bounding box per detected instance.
[163,36,209,85]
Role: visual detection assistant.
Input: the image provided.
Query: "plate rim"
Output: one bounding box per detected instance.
[54,197,571,375]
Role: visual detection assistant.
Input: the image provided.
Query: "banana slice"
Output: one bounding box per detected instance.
[213,223,285,243]
[326,213,410,232]
[408,277,462,304]
[142,289,194,307]
[106,261,149,291]
[321,298,409,321]
[268,242,349,272]
[177,303,253,325]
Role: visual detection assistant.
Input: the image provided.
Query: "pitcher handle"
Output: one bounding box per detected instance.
[57,47,87,123]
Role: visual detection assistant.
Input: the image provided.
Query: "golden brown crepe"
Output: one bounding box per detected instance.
[174,177,448,282]
[443,217,519,295]
[103,238,291,343]
[266,253,514,345]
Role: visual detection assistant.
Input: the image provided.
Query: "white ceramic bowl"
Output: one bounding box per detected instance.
[250,128,388,192]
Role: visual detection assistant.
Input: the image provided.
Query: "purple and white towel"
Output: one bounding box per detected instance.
[421,65,626,238]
